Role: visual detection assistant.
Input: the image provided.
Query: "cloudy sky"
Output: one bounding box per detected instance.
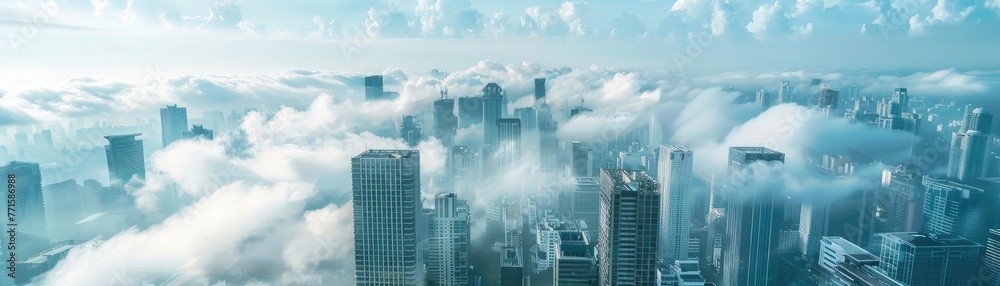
[2,0,1000,85]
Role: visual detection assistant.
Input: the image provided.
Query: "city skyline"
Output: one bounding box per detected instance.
[2,1,1000,285]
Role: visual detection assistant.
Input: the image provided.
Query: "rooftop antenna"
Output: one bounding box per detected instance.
[438,70,449,99]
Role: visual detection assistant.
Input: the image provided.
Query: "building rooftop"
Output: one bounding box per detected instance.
[881,232,981,247]
[822,236,871,255]
[572,177,599,185]
[104,133,142,140]
[501,247,522,267]
[354,149,419,159]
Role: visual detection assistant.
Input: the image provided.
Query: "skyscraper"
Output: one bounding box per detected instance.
[2,161,49,256]
[553,239,599,286]
[597,169,660,286]
[921,175,988,243]
[457,96,483,128]
[722,147,785,286]
[514,107,537,135]
[881,167,924,232]
[984,229,1000,286]
[160,104,189,148]
[434,97,458,147]
[777,80,791,104]
[496,118,521,176]
[755,90,771,112]
[798,200,827,261]
[104,134,146,191]
[877,232,983,285]
[571,141,591,177]
[658,145,694,265]
[538,102,559,172]
[365,75,384,101]
[351,150,424,286]
[570,177,601,240]
[182,125,214,140]
[400,115,422,147]
[501,247,524,286]
[535,78,547,103]
[482,83,504,147]
[428,193,470,286]
[948,108,993,182]
[892,88,909,112]
[818,88,839,109]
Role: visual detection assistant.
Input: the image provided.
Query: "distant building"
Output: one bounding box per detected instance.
[538,102,560,172]
[569,177,601,240]
[799,199,828,262]
[104,134,146,193]
[876,232,983,285]
[535,78,547,103]
[948,108,993,182]
[496,118,521,177]
[182,125,214,140]
[571,141,591,177]
[553,236,598,286]
[818,88,839,109]
[365,75,384,101]
[400,115,422,147]
[160,104,189,147]
[777,81,791,104]
[755,90,771,112]
[818,236,872,274]
[657,260,707,286]
[351,150,424,286]
[433,97,458,146]
[598,169,660,285]
[482,83,504,147]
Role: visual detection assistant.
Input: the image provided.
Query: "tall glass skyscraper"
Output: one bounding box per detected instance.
[920,175,987,243]
[428,193,469,286]
[722,147,785,286]
[657,145,694,265]
[159,104,188,148]
[948,108,993,182]
[433,97,457,147]
[496,118,521,177]
[104,133,146,192]
[351,150,424,286]
[365,75,384,101]
[482,83,504,147]
[597,169,660,286]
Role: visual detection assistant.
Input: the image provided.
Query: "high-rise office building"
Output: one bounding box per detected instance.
[921,175,988,243]
[535,78,547,103]
[32,130,53,151]
[553,239,599,286]
[351,150,424,286]
[160,104,189,148]
[202,110,226,133]
[817,236,872,275]
[501,247,524,286]
[658,145,694,265]
[457,96,483,128]
[434,97,457,147]
[892,88,909,112]
[948,108,993,182]
[570,177,601,240]
[365,75,384,101]
[798,200,828,261]
[755,90,771,112]
[818,88,839,109]
[571,141,591,177]
[503,200,522,248]
[877,232,983,286]
[400,115,422,147]
[538,102,559,172]
[722,147,785,286]
[597,169,660,286]
[881,167,925,232]
[2,161,49,256]
[428,193,470,286]
[496,118,521,176]
[482,83,504,147]
[104,133,146,191]
[514,107,537,135]
[984,229,1000,286]
[777,80,791,104]
[182,125,214,140]
[447,145,478,191]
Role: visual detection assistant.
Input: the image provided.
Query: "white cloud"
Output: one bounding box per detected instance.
[745,1,789,41]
